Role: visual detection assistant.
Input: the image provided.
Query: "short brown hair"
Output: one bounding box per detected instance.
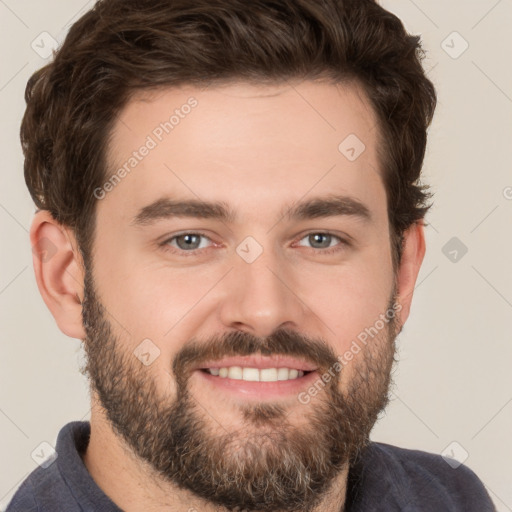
[22,0,436,269]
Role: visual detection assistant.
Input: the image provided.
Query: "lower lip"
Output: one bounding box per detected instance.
[194,369,319,399]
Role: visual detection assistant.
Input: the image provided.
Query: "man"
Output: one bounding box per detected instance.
[7,0,495,510]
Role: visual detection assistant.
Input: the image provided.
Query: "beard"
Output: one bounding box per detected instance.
[80,265,401,512]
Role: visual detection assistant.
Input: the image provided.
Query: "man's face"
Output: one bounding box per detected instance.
[82,80,401,511]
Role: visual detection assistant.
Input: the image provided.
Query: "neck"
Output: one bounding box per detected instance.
[82,401,349,512]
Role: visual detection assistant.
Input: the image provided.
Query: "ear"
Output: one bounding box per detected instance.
[395,221,426,325]
[30,210,86,339]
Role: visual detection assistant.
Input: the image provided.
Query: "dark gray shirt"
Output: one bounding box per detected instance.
[6,421,496,511]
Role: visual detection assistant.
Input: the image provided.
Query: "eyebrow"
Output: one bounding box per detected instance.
[131,194,372,226]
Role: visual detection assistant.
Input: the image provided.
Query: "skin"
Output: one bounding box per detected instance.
[30,79,425,511]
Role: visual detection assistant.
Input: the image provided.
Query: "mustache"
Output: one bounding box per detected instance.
[172,327,339,383]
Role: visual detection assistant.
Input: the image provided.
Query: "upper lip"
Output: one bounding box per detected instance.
[195,355,318,372]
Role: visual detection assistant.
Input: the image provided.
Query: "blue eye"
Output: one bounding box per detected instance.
[297,232,346,252]
[163,233,213,252]
[159,231,349,257]
[298,233,338,249]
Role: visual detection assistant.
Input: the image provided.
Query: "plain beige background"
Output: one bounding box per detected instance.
[1,0,511,509]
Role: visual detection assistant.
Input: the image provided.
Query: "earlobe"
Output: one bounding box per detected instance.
[395,221,426,325]
[30,211,86,339]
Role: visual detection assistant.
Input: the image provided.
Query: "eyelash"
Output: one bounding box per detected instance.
[159,231,350,256]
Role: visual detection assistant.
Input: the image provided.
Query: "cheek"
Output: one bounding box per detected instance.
[97,259,225,347]
[297,255,395,353]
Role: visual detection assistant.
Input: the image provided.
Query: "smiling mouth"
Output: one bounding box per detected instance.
[193,364,319,400]
[200,366,313,382]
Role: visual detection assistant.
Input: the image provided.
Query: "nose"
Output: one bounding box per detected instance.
[217,247,307,338]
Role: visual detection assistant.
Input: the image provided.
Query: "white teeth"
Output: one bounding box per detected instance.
[227,366,243,379]
[242,367,260,381]
[277,368,289,380]
[260,368,278,382]
[207,366,308,382]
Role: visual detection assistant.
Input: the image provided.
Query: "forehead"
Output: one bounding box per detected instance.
[103,80,385,224]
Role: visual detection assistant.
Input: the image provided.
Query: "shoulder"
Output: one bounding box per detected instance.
[358,441,496,511]
[5,462,74,512]
[4,478,38,512]
[5,422,89,512]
